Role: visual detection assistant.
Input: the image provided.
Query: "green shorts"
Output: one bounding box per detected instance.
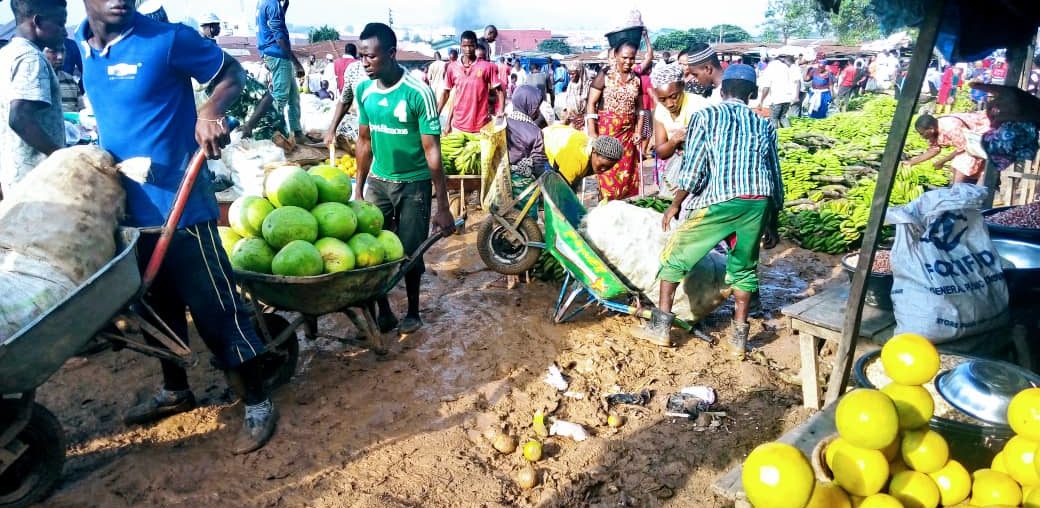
[659,198,771,292]
[365,177,432,274]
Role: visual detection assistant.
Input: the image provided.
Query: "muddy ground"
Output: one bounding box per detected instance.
[36,211,848,507]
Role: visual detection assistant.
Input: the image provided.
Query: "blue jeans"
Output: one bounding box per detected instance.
[263,55,302,134]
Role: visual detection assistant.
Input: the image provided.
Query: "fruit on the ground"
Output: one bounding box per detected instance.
[888,470,940,508]
[830,443,889,496]
[265,165,318,209]
[522,440,542,462]
[1002,435,1040,486]
[741,442,815,508]
[218,226,242,258]
[928,459,971,507]
[377,230,406,261]
[804,481,851,508]
[901,429,949,474]
[347,232,385,268]
[970,469,1022,507]
[308,164,352,204]
[262,206,319,249]
[533,411,548,437]
[1008,388,1040,442]
[880,333,940,385]
[857,493,903,508]
[311,202,357,240]
[349,200,385,236]
[230,238,276,274]
[517,465,538,489]
[314,237,355,273]
[492,433,517,454]
[271,240,324,276]
[607,414,625,428]
[882,383,934,430]
[229,195,274,238]
[836,389,899,450]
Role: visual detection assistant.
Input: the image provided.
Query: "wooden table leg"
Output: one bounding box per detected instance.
[800,333,822,410]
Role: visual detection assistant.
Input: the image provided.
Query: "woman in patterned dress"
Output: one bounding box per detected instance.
[585,40,645,201]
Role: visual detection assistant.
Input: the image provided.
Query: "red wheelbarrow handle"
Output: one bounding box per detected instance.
[140,150,208,292]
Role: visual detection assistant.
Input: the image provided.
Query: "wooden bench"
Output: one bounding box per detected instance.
[781,286,896,410]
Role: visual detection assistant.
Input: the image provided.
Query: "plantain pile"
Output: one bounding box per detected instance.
[531,250,566,282]
[777,95,960,254]
[440,132,481,175]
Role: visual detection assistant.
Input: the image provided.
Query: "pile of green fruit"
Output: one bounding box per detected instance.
[776,95,963,254]
[218,165,405,276]
[441,132,481,175]
[531,250,565,283]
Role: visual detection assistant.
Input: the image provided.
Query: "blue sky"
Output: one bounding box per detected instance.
[1,1,771,33]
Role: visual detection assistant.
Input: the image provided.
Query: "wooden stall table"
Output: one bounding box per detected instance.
[781,286,895,410]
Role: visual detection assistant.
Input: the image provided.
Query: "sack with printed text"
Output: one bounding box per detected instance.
[886,184,1008,343]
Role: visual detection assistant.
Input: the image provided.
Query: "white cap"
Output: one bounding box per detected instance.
[199,12,220,25]
[325,53,334,60]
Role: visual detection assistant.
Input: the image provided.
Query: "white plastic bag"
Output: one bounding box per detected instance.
[221,139,286,197]
[886,184,1009,342]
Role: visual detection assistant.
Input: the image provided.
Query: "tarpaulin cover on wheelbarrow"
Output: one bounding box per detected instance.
[539,171,629,300]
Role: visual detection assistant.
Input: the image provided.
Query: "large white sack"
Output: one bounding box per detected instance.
[0,249,76,341]
[0,146,124,284]
[887,184,1009,342]
[300,93,335,134]
[583,201,731,323]
[222,138,286,197]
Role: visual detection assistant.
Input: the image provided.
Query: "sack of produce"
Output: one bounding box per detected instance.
[583,201,730,323]
[0,146,124,284]
[886,184,1009,342]
[0,250,77,341]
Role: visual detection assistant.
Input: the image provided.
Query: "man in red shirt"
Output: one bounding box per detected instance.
[836,61,857,110]
[437,30,504,134]
[333,42,357,93]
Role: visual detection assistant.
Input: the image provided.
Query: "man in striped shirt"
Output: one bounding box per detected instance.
[635,64,783,355]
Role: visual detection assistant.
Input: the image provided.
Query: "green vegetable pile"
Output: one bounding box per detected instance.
[441,132,481,175]
[629,196,673,213]
[776,95,955,254]
[531,250,566,282]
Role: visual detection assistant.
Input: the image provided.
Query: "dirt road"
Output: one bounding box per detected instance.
[37,219,845,507]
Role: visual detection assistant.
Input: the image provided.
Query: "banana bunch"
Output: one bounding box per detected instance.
[531,250,566,283]
[455,140,481,175]
[440,132,479,175]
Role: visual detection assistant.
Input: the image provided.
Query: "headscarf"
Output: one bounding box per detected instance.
[509,85,543,123]
[650,62,684,90]
[565,61,592,117]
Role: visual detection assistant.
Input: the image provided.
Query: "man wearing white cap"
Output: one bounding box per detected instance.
[199,12,221,40]
[685,42,724,104]
[321,53,337,88]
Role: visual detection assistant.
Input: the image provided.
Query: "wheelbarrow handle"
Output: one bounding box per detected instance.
[383,217,465,291]
[141,150,208,292]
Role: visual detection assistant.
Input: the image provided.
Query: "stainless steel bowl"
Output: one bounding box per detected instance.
[936,359,1040,425]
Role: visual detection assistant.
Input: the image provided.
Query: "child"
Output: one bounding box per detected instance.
[315,79,335,100]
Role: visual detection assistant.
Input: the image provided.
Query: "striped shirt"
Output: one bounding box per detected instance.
[671,98,784,212]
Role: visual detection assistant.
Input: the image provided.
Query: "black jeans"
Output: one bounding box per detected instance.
[365,177,432,275]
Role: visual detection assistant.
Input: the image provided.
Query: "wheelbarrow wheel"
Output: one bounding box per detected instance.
[477,214,543,276]
[0,402,64,508]
[257,314,299,392]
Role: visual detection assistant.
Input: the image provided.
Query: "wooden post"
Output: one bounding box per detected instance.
[982,42,1034,207]
[823,0,947,405]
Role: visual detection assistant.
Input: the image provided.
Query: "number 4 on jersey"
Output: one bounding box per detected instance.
[393,100,408,123]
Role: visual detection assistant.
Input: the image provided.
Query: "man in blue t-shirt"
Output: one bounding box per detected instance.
[256,0,305,144]
[78,0,278,454]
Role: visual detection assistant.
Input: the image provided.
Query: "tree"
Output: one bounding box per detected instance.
[653,28,714,50]
[308,25,340,43]
[758,0,823,44]
[538,39,572,55]
[709,24,752,43]
[826,0,882,45]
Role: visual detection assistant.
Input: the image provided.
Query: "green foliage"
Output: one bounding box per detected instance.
[308,25,340,43]
[653,28,715,50]
[758,0,821,43]
[708,24,752,43]
[537,39,572,55]
[825,0,883,45]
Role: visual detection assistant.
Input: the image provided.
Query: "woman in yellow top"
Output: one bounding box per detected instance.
[650,63,709,195]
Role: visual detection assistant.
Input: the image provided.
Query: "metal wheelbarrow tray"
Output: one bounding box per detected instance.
[0,228,141,394]
[233,259,405,315]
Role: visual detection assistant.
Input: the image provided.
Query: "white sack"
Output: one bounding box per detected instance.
[0,250,76,341]
[221,139,286,197]
[886,184,1009,342]
[300,93,335,134]
[583,201,731,322]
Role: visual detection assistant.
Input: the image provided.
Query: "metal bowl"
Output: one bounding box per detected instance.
[992,237,1040,302]
[936,359,1040,425]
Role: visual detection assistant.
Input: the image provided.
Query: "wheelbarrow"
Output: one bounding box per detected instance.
[0,150,297,508]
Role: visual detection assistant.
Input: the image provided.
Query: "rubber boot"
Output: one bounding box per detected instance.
[630,308,675,347]
[728,322,751,359]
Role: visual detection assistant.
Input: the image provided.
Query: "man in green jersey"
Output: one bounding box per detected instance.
[355,22,455,334]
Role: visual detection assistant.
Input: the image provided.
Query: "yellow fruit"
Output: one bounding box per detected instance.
[928,459,971,506]
[836,389,900,450]
[826,437,851,471]
[607,414,625,428]
[890,457,909,476]
[992,451,1009,473]
[830,443,890,496]
[1025,483,1040,507]
[882,384,934,430]
[858,493,904,508]
[1009,388,1040,442]
[741,442,815,508]
[522,440,542,462]
[970,469,1022,507]
[1003,435,1040,486]
[881,333,940,385]
[901,429,949,473]
[882,435,902,462]
[804,481,851,508]
[888,470,940,508]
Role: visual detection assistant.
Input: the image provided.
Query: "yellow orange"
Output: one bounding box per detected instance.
[901,429,949,474]
[970,468,1022,507]
[741,442,815,508]
[881,384,934,430]
[836,389,899,450]
[1002,435,1040,486]
[928,459,971,507]
[858,493,904,508]
[804,481,851,508]
[880,333,940,385]
[888,470,939,508]
[830,443,889,497]
[1008,388,1040,442]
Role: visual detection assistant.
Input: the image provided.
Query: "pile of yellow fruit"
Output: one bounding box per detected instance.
[327,154,357,177]
[741,333,1040,508]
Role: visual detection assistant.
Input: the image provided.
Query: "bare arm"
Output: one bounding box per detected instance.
[904,145,942,166]
[933,148,966,167]
[9,100,62,156]
[654,119,685,160]
[640,30,653,70]
[354,125,372,201]
[421,133,456,233]
[241,92,274,138]
[323,99,350,146]
[585,73,606,135]
[494,86,506,116]
[197,57,246,158]
[437,87,448,114]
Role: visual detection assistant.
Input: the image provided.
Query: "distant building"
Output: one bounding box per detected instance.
[497,29,553,53]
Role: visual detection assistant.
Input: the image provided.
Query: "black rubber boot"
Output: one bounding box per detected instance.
[630,308,675,347]
[728,322,751,359]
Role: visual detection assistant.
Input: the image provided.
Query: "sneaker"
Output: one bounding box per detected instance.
[377,312,399,333]
[233,400,279,455]
[399,315,423,334]
[124,389,196,426]
[727,322,751,359]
